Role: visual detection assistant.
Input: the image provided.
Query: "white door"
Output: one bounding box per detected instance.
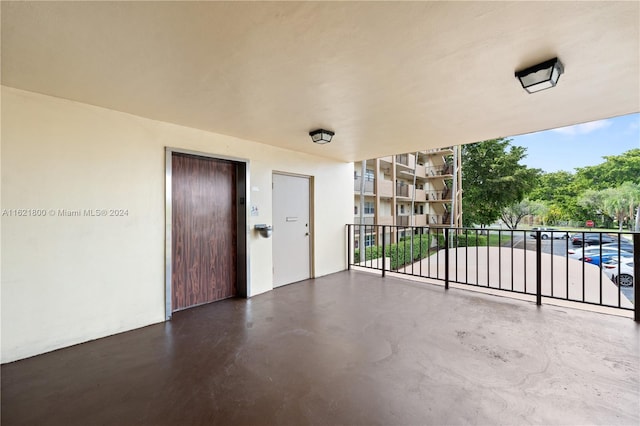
[272,173,311,287]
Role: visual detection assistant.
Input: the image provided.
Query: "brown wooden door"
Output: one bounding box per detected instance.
[172,153,237,311]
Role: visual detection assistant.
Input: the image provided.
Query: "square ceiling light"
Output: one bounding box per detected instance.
[309,129,334,144]
[515,58,564,94]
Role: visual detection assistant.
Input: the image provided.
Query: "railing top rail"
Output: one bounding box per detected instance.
[346,223,639,234]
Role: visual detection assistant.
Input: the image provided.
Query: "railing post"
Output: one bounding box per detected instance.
[634,233,639,322]
[381,225,386,277]
[444,228,450,290]
[347,224,351,270]
[536,230,542,306]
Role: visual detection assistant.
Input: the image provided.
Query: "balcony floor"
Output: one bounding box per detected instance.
[2,271,639,425]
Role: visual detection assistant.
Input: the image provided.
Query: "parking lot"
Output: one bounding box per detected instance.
[510,234,571,255]
[508,234,634,303]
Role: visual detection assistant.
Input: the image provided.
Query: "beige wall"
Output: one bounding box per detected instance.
[379,200,392,217]
[1,87,352,363]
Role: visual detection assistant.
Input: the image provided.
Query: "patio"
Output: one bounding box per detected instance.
[2,271,638,425]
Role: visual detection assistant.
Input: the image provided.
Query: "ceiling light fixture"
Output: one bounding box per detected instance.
[309,129,334,144]
[515,57,564,94]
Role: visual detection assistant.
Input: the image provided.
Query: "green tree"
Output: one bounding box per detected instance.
[602,187,630,231]
[628,182,640,231]
[578,188,612,227]
[578,189,606,216]
[500,199,546,229]
[612,182,640,231]
[462,138,540,227]
[528,171,583,221]
[542,204,564,225]
[528,171,575,201]
[529,150,640,225]
[578,182,640,230]
[574,149,640,191]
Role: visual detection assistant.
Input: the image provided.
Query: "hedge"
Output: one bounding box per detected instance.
[354,233,441,270]
[453,232,488,247]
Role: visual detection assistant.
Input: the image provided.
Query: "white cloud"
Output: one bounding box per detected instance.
[551,119,612,136]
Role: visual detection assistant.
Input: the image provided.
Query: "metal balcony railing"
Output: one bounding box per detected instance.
[395,154,409,166]
[396,184,409,197]
[427,190,450,200]
[396,215,411,226]
[425,165,453,176]
[346,225,640,321]
[425,146,454,155]
[429,214,449,225]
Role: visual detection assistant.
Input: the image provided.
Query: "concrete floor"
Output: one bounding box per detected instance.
[2,271,639,425]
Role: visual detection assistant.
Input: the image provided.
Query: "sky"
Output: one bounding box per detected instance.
[509,112,640,174]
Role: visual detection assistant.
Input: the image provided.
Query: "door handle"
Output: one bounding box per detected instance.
[305,233,309,236]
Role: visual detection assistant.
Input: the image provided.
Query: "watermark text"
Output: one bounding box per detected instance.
[2,208,129,217]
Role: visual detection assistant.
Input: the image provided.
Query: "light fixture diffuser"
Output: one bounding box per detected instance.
[515,58,564,94]
[309,129,334,144]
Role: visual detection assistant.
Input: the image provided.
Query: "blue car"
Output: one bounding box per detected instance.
[580,252,630,266]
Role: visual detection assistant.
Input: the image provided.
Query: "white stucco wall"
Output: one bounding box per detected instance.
[1,87,353,363]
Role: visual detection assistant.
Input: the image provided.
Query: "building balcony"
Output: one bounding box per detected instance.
[425,164,453,177]
[397,169,417,181]
[392,214,428,227]
[414,213,427,226]
[378,179,393,197]
[353,215,375,226]
[415,188,426,202]
[354,177,375,193]
[396,215,411,226]
[428,214,450,226]
[380,156,393,165]
[377,215,394,226]
[427,190,451,201]
[395,153,415,169]
[395,183,413,198]
[425,146,454,156]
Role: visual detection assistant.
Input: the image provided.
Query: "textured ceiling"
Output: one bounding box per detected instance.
[2,1,638,162]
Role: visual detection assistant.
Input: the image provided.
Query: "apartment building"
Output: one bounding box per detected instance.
[354,147,462,248]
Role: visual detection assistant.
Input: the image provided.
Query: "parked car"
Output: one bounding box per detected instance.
[578,252,629,267]
[601,241,635,253]
[529,227,569,239]
[602,257,635,287]
[570,233,617,246]
[568,246,630,260]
